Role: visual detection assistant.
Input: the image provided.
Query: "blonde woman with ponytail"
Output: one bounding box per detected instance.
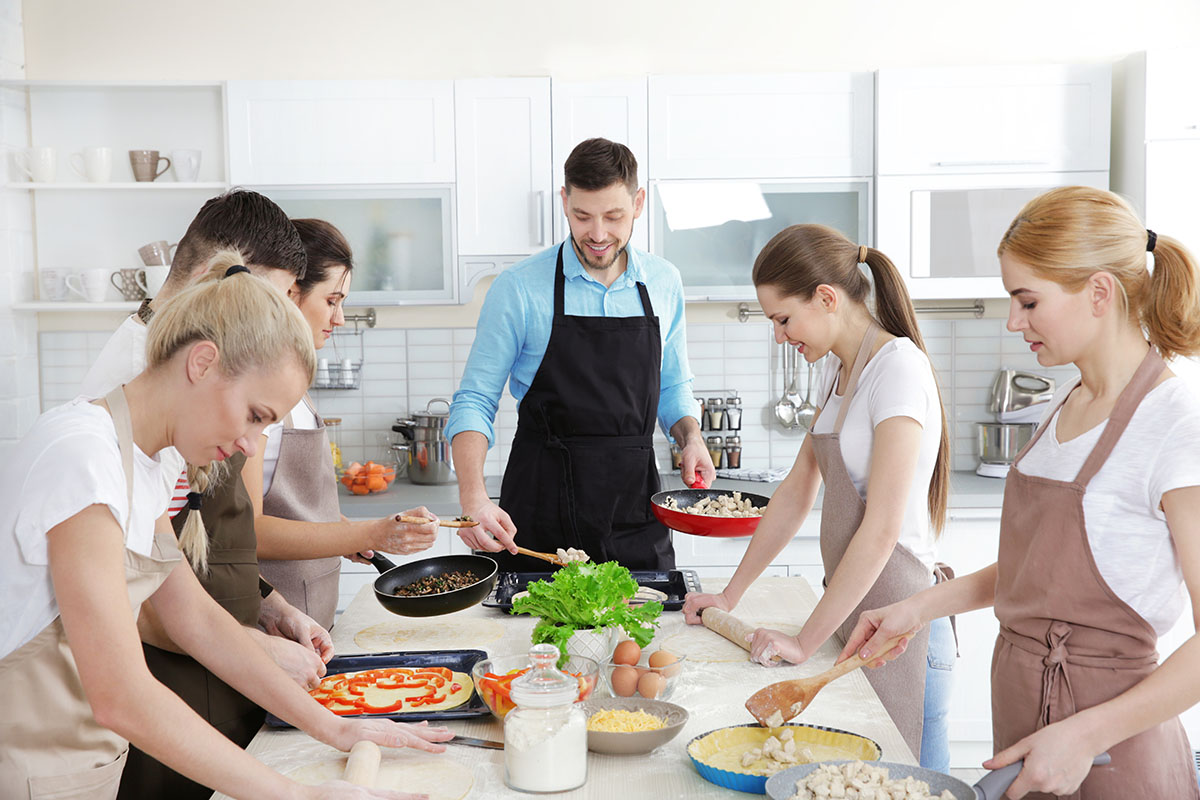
[843,186,1200,799]
[0,265,451,800]
[682,223,954,770]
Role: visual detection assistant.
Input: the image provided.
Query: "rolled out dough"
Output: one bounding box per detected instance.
[287,755,472,799]
[354,618,505,652]
[660,620,804,662]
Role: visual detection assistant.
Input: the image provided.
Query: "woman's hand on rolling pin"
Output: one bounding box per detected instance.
[455,498,518,555]
[371,507,439,555]
[329,718,453,755]
[838,601,922,668]
[681,591,734,625]
[307,783,429,800]
[748,628,807,667]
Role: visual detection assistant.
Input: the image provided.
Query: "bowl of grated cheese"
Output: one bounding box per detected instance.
[581,697,689,755]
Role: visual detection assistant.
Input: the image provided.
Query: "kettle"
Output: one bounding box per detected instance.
[393,398,456,485]
[988,370,1056,423]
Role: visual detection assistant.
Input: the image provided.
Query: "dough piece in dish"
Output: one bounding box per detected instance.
[287,755,473,799]
[354,617,504,652]
[661,621,803,662]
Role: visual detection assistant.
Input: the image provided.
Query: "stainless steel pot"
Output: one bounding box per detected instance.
[393,398,455,485]
[977,422,1036,465]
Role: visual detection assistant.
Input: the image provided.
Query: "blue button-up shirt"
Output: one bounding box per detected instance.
[447,242,698,447]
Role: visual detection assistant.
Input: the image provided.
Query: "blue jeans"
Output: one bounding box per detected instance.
[920,615,955,773]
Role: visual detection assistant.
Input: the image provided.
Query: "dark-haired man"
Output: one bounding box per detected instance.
[448,138,714,572]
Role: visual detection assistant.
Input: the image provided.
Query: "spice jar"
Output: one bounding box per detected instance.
[504,643,588,793]
[696,397,707,430]
[724,434,742,469]
[324,417,343,473]
[706,397,726,431]
[725,396,743,431]
[706,435,725,470]
[670,442,683,470]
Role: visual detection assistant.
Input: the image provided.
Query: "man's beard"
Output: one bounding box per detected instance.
[570,233,627,271]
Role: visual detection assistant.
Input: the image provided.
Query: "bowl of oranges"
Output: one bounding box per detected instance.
[338,460,397,495]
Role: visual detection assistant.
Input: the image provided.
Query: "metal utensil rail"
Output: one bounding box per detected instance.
[738,300,984,322]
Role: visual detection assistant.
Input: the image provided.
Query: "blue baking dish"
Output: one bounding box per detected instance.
[264,648,489,727]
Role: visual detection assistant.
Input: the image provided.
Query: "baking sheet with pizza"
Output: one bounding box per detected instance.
[264,649,490,727]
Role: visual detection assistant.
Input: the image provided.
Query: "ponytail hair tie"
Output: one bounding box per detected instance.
[224,264,250,278]
[187,492,203,510]
[1146,230,1157,253]
[857,245,868,264]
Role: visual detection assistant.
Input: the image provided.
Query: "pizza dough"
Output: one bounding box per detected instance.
[312,668,474,714]
[287,754,473,799]
[660,620,804,662]
[354,617,505,652]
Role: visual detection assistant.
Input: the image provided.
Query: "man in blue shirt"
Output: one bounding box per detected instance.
[446,138,713,571]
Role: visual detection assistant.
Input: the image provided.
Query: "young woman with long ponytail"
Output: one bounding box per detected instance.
[683,223,955,770]
[842,186,1200,798]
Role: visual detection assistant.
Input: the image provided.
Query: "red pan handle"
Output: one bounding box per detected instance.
[690,477,708,490]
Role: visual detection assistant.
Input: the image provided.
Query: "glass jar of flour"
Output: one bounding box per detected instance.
[504,644,587,793]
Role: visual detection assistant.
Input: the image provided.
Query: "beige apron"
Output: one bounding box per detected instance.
[992,348,1199,800]
[809,323,935,759]
[258,395,342,630]
[0,386,180,800]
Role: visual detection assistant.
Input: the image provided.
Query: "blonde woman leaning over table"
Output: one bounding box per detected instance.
[0,264,450,800]
[682,224,954,771]
[842,186,1200,800]
[244,218,439,631]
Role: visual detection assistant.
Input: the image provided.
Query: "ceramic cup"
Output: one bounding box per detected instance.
[129,149,171,182]
[15,146,56,183]
[109,267,147,301]
[138,239,177,267]
[39,267,69,301]
[170,148,201,182]
[66,268,111,303]
[142,265,169,297]
[69,146,113,183]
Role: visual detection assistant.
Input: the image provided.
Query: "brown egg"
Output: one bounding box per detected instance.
[648,649,681,678]
[637,670,666,699]
[612,639,642,666]
[610,665,640,697]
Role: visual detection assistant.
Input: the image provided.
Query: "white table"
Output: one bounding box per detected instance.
[213,577,913,799]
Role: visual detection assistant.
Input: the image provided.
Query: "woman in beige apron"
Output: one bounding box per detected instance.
[0,268,451,799]
[246,220,439,630]
[682,224,955,768]
[841,187,1200,798]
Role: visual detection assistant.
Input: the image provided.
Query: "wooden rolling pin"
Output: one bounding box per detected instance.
[342,741,381,787]
[701,607,782,664]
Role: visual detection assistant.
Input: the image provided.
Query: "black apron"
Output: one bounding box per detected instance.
[495,244,673,572]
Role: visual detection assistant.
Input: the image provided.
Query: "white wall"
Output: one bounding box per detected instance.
[20,0,1200,79]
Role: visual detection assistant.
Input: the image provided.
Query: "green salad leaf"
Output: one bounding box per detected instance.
[511,561,663,666]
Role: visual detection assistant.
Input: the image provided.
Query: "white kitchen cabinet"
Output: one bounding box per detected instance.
[648,73,873,180]
[1144,141,1200,258]
[458,255,520,304]
[877,64,1111,176]
[454,78,553,258]
[1127,49,1200,141]
[226,80,455,185]
[551,78,649,252]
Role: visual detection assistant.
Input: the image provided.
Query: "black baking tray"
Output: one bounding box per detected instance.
[482,569,701,612]
[265,648,489,728]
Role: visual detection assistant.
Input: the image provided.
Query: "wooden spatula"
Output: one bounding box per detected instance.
[396,514,479,528]
[744,633,908,727]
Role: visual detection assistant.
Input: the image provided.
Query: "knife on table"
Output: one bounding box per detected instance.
[448,735,504,750]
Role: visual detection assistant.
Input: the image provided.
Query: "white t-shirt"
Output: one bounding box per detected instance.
[77,314,188,511]
[1014,375,1200,635]
[0,399,172,658]
[811,338,942,571]
[261,397,320,495]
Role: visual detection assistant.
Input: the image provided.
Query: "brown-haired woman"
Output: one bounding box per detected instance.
[682,223,954,770]
[843,186,1200,798]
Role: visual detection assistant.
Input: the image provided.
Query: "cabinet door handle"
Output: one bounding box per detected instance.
[532,190,547,247]
[931,160,1050,168]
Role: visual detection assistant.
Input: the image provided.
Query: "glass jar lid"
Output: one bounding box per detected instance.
[706,397,725,407]
[725,397,742,407]
[510,644,579,708]
[323,417,342,426]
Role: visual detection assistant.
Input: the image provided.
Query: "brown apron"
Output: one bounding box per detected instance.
[810,322,935,759]
[0,387,180,800]
[258,395,343,630]
[992,348,1198,800]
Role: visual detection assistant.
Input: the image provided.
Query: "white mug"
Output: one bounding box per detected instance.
[15,146,56,183]
[142,265,169,297]
[39,267,69,301]
[171,148,201,182]
[70,146,113,183]
[65,268,111,303]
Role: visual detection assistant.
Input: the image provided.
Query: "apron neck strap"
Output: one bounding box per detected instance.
[1074,347,1165,486]
[101,386,137,533]
[831,320,882,433]
[554,242,653,318]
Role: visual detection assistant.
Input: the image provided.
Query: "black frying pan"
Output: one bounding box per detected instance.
[369,553,498,617]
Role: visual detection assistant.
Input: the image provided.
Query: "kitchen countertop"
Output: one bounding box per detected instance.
[338,470,1007,520]
[211,576,913,800]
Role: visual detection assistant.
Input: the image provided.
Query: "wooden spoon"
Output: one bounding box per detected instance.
[342,740,381,787]
[744,633,908,727]
[515,545,569,566]
[396,515,479,528]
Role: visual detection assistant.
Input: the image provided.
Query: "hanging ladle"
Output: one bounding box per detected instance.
[793,358,819,431]
[773,342,796,429]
